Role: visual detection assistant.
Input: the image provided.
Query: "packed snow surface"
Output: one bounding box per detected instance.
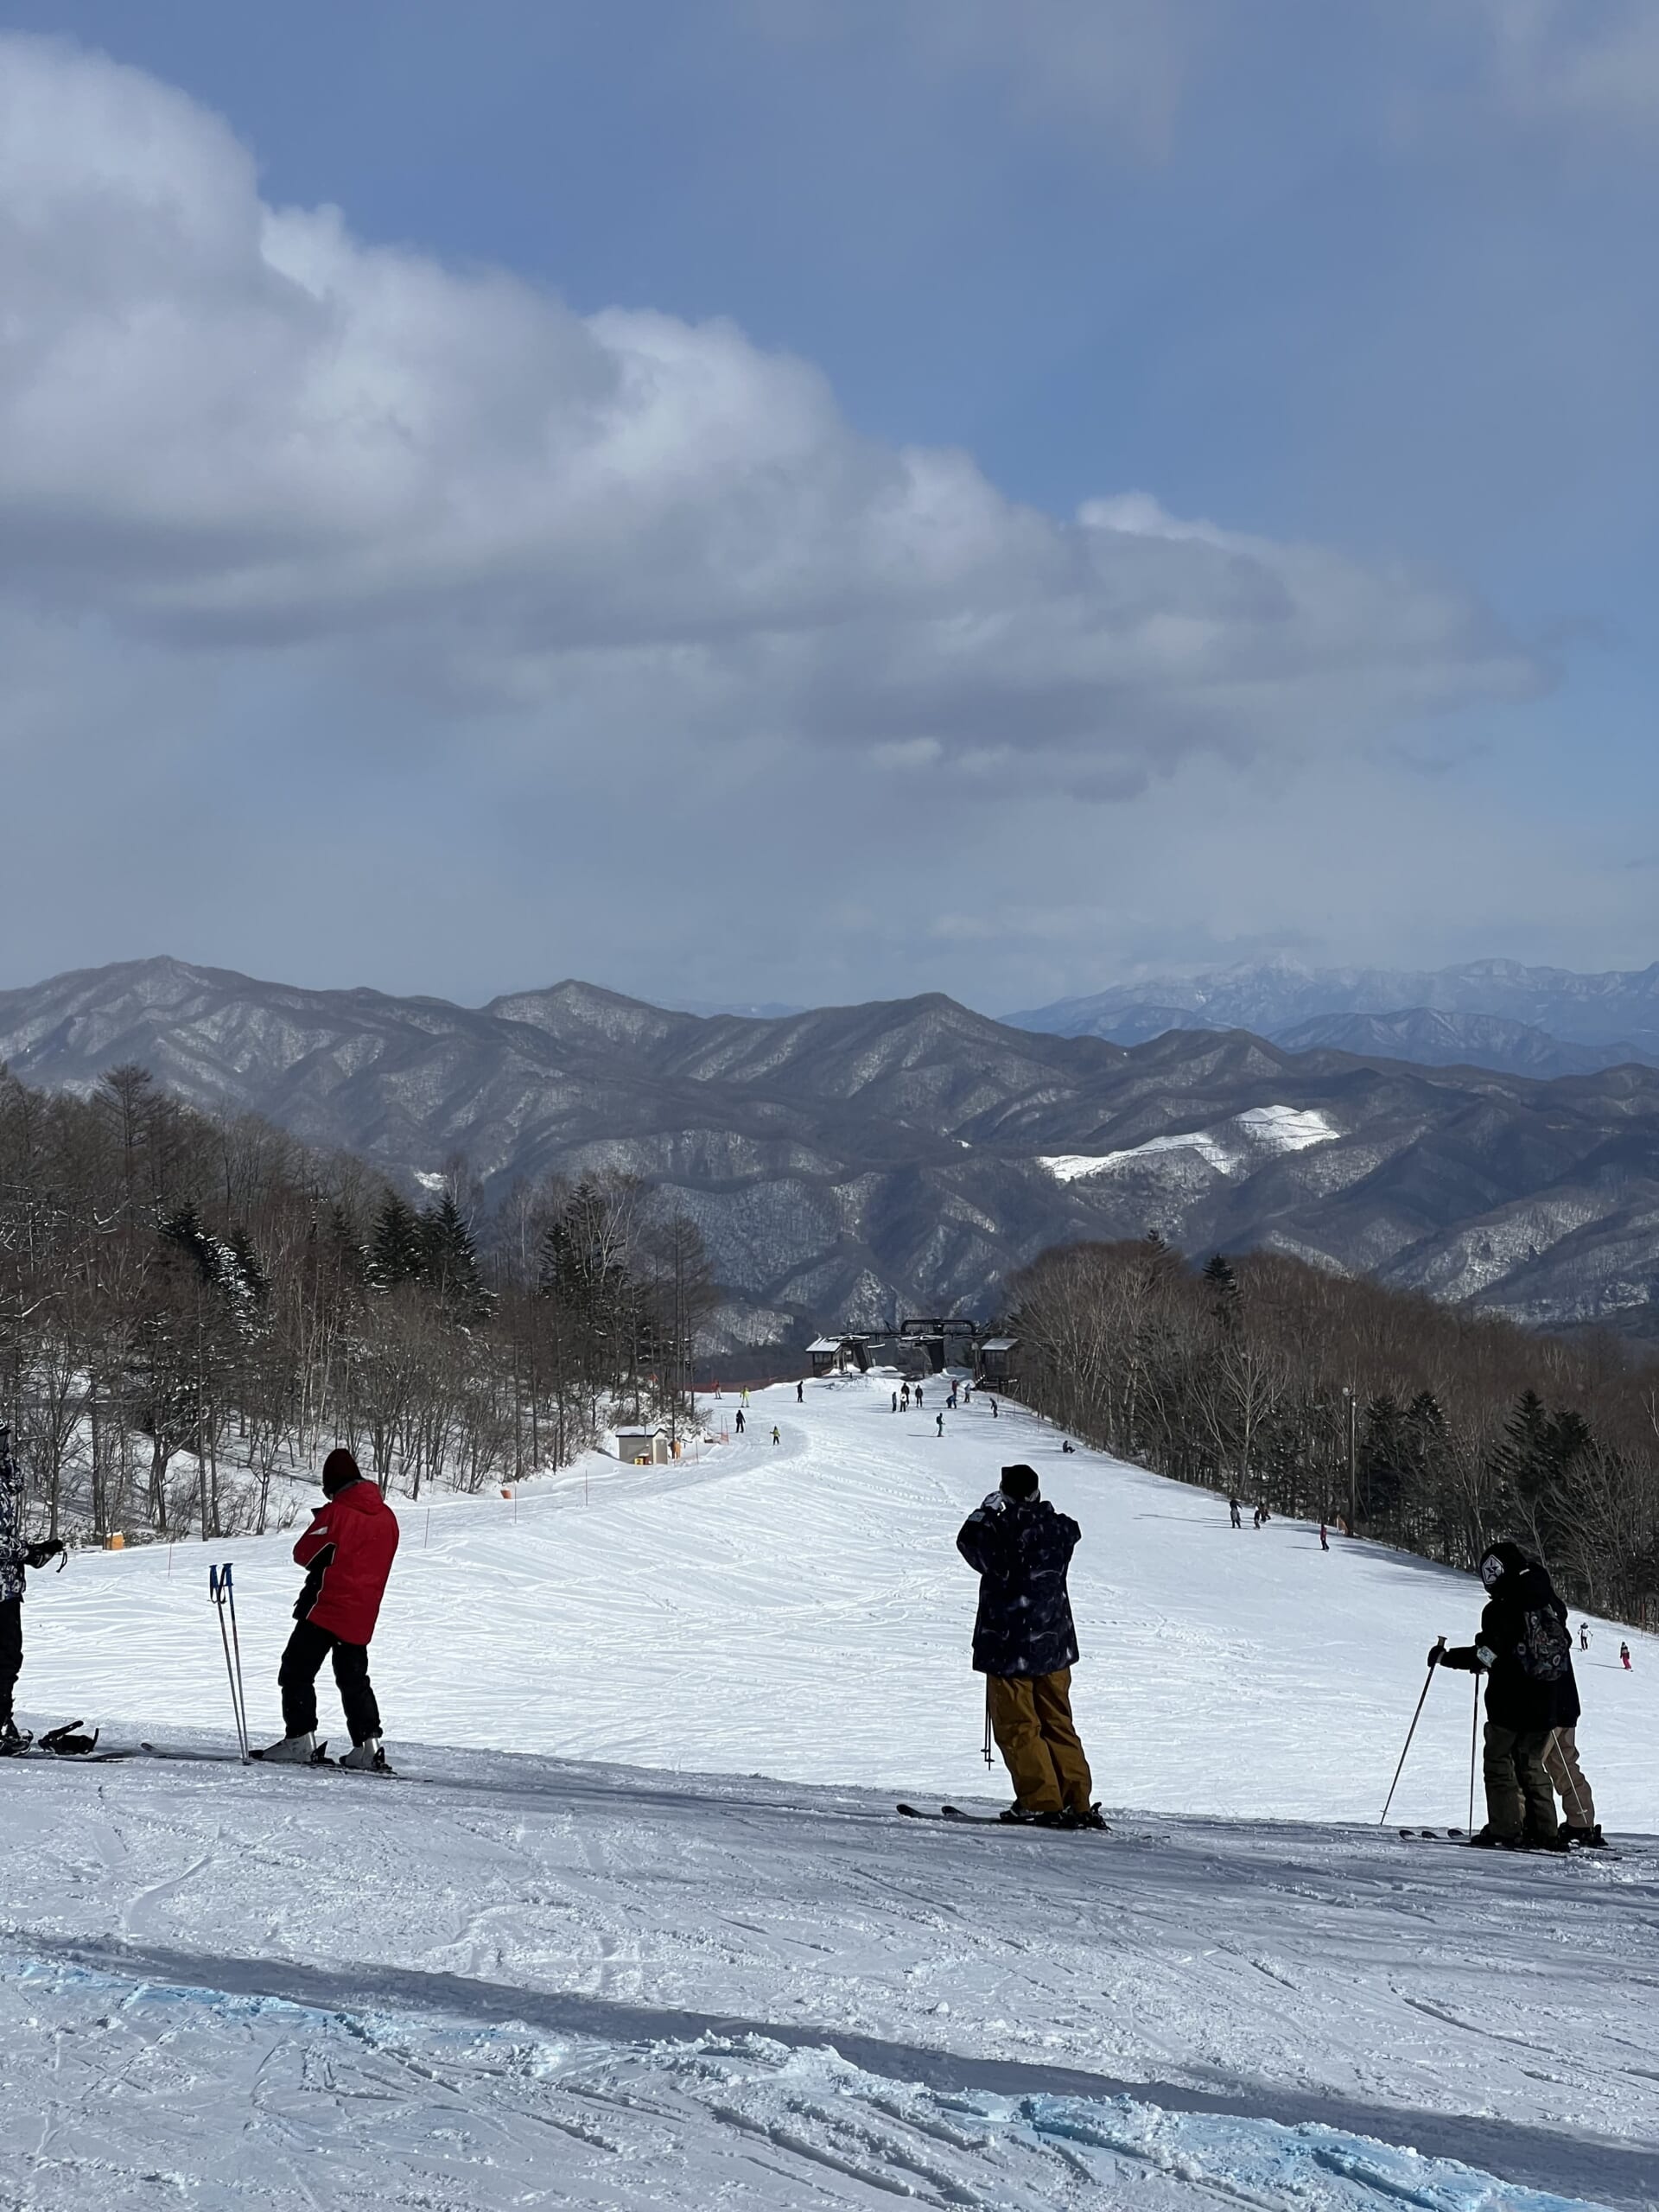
[6,1376,1656,2209]
[1042,1102,1341,1182]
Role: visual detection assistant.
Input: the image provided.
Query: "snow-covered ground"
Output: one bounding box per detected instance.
[6,1376,1656,2209]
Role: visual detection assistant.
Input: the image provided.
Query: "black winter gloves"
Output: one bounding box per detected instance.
[23,1540,63,1568]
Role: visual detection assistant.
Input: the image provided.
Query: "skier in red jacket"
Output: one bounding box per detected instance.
[259,1447,399,1770]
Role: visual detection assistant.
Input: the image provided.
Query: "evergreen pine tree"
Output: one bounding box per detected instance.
[1202,1252,1239,1328]
[160,1199,220,1288]
[421,1192,488,1316]
[369,1192,425,1292]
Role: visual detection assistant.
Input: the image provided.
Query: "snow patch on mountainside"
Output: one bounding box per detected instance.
[1042,1103,1341,1184]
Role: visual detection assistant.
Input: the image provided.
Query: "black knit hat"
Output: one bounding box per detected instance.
[1000,1464,1039,1499]
[321,1446,362,1496]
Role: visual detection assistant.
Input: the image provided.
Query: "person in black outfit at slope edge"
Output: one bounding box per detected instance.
[1433,1539,1582,1850]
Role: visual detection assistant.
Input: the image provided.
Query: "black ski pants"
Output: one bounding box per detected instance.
[0,1599,21,1724]
[279,1618,381,1745]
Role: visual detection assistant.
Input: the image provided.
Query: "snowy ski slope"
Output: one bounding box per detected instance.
[19,1372,1659,1827]
[5,1378,1656,2209]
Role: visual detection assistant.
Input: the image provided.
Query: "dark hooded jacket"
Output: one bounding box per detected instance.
[1440,1541,1580,1732]
[957,1491,1080,1677]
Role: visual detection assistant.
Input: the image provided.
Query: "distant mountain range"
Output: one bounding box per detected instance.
[3,957,1659,1344]
[1007,959,1659,1078]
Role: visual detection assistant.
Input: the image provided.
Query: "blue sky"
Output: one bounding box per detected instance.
[0,2,1653,1008]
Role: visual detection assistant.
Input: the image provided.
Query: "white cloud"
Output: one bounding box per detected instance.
[1467,0,1659,129]
[0,32,1537,806]
[888,0,1218,152]
[740,0,1217,149]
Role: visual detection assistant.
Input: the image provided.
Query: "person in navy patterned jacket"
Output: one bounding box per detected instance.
[957,1465,1103,1828]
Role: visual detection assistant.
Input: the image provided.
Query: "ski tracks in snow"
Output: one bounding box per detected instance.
[2,1747,1654,2209]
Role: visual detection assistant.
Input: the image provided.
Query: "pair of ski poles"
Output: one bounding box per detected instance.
[209,1563,251,1763]
[1379,1634,1480,1827]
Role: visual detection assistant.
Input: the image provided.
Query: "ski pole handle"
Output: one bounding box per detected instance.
[209,1564,221,1601]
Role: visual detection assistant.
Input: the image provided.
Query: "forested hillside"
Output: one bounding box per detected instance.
[1010,1236,1659,1624]
[7,957,1659,1339]
[0,1064,712,1544]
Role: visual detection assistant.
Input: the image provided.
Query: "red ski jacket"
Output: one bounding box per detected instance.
[293,1479,399,1645]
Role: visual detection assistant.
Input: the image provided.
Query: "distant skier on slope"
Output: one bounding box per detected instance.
[1578,1623,1590,1651]
[259,1448,398,1771]
[1229,1497,1243,1529]
[797,1381,804,1404]
[734,1408,746,1435]
[1433,1541,1575,1850]
[1620,1641,1631,1670]
[0,1427,65,1753]
[771,1425,781,1446]
[936,1411,944,1437]
[956,1464,1103,1830]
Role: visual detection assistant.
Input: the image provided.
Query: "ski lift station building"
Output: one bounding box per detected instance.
[615,1426,671,1465]
[977,1337,1021,1385]
[807,1335,872,1376]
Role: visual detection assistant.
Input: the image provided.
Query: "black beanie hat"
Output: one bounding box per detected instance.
[321,1446,362,1496]
[1000,1464,1039,1500]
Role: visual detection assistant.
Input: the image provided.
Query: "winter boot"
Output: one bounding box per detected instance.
[1469,1827,1523,1850]
[256,1731,320,1764]
[339,1737,389,1773]
[999,1804,1049,1826]
[1563,1822,1606,1849]
[1525,1832,1570,1853]
[0,1718,31,1757]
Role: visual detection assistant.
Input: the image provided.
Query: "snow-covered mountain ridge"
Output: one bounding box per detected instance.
[3,955,1659,1334]
[1009,957,1659,1076]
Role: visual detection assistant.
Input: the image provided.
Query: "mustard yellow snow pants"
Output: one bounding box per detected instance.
[987,1669,1093,1815]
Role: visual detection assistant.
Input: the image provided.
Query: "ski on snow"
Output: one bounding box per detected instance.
[1,1720,134,1764]
[898,1802,1111,1832]
[1397,1827,1618,1858]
